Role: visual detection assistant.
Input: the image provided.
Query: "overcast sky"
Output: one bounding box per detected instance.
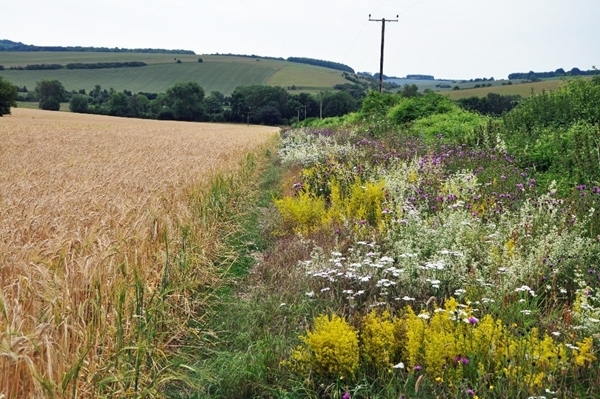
[2,0,598,80]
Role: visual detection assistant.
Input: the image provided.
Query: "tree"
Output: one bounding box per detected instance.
[322,91,358,118]
[0,76,18,116]
[107,92,131,117]
[129,94,150,118]
[205,94,224,116]
[399,83,419,98]
[163,82,206,121]
[69,94,89,113]
[229,85,290,123]
[252,105,283,125]
[36,79,65,111]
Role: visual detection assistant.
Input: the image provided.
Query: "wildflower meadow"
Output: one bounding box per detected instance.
[184,77,600,399]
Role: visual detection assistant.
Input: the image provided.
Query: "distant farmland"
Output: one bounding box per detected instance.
[442,78,570,100]
[0,52,348,95]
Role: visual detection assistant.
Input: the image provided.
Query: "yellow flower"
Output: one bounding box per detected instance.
[288,314,359,379]
[574,337,596,366]
[361,310,402,370]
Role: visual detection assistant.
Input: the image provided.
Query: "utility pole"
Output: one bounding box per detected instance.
[319,92,324,119]
[297,105,308,123]
[369,14,398,93]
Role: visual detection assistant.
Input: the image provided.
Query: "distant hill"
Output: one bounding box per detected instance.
[212,53,355,73]
[0,39,195,54]
[0,52,348,95]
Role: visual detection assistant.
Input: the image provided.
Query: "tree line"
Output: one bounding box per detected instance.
[21,79,361,125]
[286,57,354,73]
[7,62,147,70]
[0,39,194,54]
[0,74,525,121]
[211,53,355,73]
[508,67,597,80]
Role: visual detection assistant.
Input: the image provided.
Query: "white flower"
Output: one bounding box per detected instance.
[521,310,532,315]
[417,313,430,320]
[551,331,561,337]
[279,303,286,307]
[402,296,415,301]
[515,285,532,292]
[320,287,331,292]
[393,362,405,369]
[305,291,315,297]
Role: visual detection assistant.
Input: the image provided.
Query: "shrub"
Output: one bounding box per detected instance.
[0,76,18,115]
[69,94,90,113]
[387,92,456,125]
[410,109,488,144]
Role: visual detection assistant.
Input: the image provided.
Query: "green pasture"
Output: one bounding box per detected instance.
[0,52,347,95]
[266,62,347,91]
[442,79,565,99]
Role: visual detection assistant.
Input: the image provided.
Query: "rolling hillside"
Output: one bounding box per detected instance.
[0,52,348,95]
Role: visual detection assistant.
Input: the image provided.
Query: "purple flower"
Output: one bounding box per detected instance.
[413,365,422,371]
[466,388,475,396]
[343,393,351,399]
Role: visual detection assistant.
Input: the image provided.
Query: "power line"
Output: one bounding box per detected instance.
[369,14,398,92]
[398,0,427,15]
[342,20,369,67]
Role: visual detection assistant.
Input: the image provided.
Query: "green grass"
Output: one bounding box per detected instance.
[15,100,69,111]
[0,52,347,95]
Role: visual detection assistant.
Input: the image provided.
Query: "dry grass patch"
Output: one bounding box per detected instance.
[0,109,278,398]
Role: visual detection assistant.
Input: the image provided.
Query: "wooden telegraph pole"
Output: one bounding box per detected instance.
[369,14,398,93]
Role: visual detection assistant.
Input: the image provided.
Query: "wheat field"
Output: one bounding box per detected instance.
[0,109,278,398]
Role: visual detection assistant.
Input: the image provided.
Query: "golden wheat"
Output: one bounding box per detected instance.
[0,109,278,398]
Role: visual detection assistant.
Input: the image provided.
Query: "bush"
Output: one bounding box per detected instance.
[0,76,18,115]
[69,94,89,113]
[36,79,65,111]
[388,92,456,125]
[410,109,489,144]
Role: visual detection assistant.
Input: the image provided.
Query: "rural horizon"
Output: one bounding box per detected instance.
[1,38,595,82]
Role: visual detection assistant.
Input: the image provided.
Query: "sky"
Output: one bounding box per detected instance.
[2,0,598,80]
